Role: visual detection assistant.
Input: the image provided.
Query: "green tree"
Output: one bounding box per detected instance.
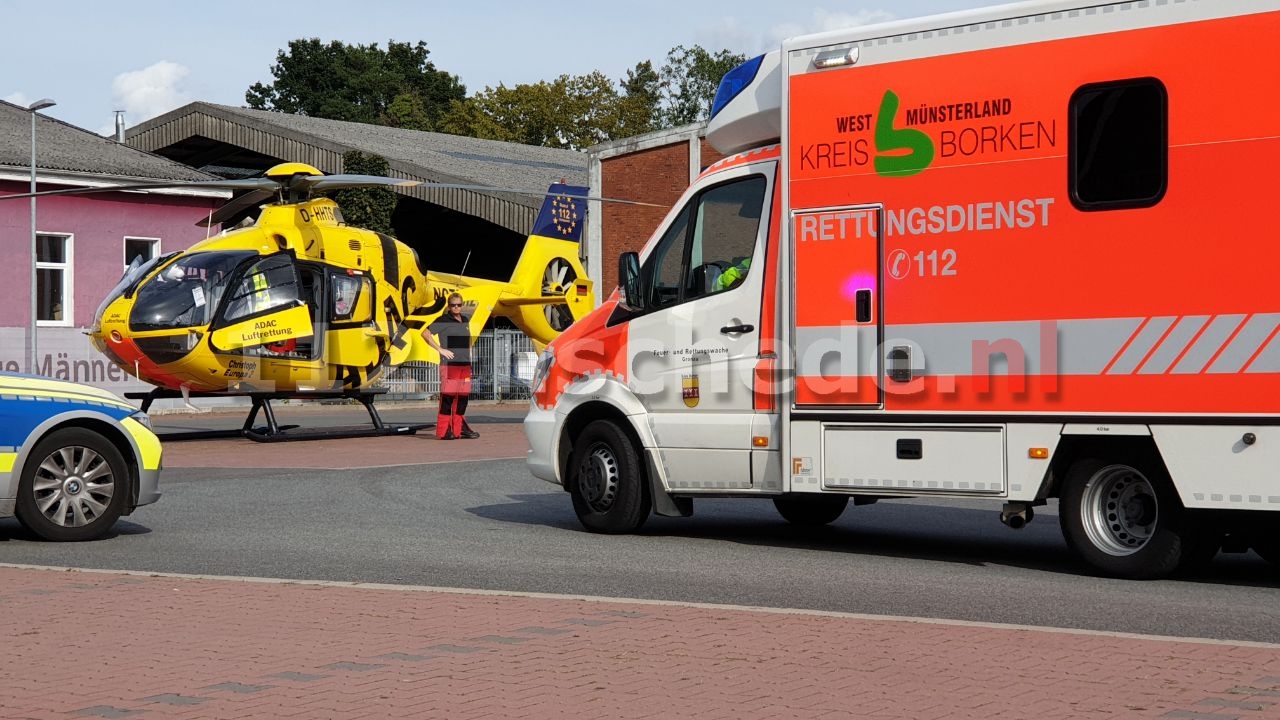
[617,60,662,136]
[331,151,397,235]
[434,44,746,148]
[659,45,748,126]
[439,72,625,150]
[245,39,464,130]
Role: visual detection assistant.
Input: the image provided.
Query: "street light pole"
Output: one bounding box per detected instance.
[27,98,55,376]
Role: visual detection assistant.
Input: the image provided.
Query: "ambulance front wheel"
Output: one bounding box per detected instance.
[772,494,849,526]
[1060,457,1187,579]
[569,420,651,534]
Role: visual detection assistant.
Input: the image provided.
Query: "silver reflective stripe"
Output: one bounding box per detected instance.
[1209,313,1280,373]
[793,316,1280,378]
[1247,322,1280,373]
[1138,315,1209,375]
[794,318,1139,377]
[1106,316,1175,375]
[795,326,879,377]
[1172,314,1246,374]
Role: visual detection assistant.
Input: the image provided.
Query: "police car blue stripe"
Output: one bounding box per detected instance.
[0,397,133,448]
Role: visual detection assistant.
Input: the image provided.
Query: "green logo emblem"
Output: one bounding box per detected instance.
[874,90,934,177]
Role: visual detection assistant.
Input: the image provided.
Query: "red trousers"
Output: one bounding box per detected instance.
[438,364,472,439]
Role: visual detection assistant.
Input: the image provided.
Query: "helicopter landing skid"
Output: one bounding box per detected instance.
[127,388,427,442]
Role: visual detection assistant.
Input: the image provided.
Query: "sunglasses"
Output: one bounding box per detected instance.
[449,303,463,308]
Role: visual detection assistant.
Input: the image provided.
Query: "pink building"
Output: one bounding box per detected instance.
[0,101,226,389]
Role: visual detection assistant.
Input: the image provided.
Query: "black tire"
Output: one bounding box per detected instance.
[1059,456,1189,579]
[569,420,650,533]
[1252,535,1280,569]
[773,494,849,526]
[15,427,129,542]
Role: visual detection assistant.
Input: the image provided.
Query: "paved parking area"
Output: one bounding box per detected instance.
[6,404,1280,719]
[161,422,527,469]
[2,564,1279,720]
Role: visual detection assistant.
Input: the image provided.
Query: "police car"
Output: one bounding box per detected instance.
[1,373,161,541]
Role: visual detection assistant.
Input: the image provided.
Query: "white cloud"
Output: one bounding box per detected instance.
[765,8,896,47]
[699,7,899,57]
[106,61,191,129]
[813,8,897,32]
[4,91,34,108]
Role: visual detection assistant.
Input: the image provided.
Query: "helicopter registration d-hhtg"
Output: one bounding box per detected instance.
[11,163,599,438]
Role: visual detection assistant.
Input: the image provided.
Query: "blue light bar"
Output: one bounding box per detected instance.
[709,54,766,120]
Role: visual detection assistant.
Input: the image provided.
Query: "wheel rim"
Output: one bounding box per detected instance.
[1079,464,1158,556]
[542,259,576,331]
[578,443,620,513]
[32,445,116,528]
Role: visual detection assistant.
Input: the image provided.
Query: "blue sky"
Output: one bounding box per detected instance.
[4,0,989,135]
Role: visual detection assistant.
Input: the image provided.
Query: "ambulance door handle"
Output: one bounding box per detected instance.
[888,346,912,383]
[721,323,754,335]
[855,289,872,323]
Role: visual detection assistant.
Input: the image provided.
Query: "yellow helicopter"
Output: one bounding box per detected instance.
[10,162,596,435]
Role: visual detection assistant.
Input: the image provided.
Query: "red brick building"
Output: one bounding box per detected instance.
[586,123,725,302]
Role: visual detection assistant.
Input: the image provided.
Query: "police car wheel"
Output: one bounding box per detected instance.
[1059,456,1186,579]
[569,420,650,533]
[15,427,129,542]
[772,494,849,526]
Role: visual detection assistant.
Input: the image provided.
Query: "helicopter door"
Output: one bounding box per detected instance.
[208,253,314,355]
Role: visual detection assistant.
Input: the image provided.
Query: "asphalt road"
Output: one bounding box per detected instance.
[3,411,1277,643]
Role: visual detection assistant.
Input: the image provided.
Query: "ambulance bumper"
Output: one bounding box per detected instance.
[524,404,562,486]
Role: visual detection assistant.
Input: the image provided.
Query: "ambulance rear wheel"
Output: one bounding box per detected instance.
[1060,457,1187,579]
[570,420,650,533]
[773,494,849,526]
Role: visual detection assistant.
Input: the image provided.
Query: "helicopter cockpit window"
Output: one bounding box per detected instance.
[129,251,255,331]
[98,251,177,328]
[222,254,302,323]
[330,273,373,323]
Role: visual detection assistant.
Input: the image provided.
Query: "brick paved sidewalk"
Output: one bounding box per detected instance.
[2,565,1278,720]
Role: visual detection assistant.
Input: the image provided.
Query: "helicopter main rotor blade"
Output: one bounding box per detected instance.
[296,174,427,192]
[0,177,282,201]
[0,171,663,208]
[300,176,663,207]
[197,188,277,227]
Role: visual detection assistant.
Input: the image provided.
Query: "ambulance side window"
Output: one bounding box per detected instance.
[646,206,691,308]
[641,175,766,310]
[1069,77,1167,210]
[689,177,765,296]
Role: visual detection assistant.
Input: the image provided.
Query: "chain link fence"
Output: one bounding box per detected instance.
[376,329,538,401]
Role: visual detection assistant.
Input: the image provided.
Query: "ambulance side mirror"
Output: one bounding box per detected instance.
[618,252,644,311]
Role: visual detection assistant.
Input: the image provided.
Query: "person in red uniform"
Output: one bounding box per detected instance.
[424,292,480,440]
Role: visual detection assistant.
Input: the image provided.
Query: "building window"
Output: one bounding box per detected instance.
[124,236,160,271]
[36,233,72,326]
[1069,77,1167,210]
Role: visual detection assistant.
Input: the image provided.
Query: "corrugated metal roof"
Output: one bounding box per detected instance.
[0,100,217,182]
[126,103,589,233]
